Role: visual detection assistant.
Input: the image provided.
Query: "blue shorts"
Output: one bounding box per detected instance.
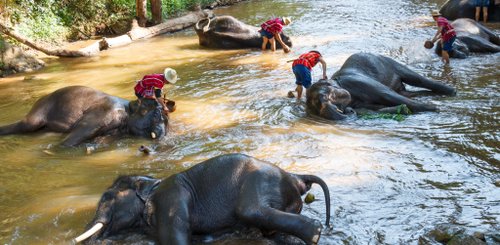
[293,64,312,89]
[260,29,274,39]
[474,0,489,7]
[442,36,456,52]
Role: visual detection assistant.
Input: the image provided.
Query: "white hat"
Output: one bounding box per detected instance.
[282,17,292,25]
[164,68,179,84]
[431,10,442,17]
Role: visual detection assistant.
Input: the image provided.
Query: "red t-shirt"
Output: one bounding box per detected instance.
[134,74,167,97]
[261,18,284,34]
[437,17,456,42]
[292,52,322,70]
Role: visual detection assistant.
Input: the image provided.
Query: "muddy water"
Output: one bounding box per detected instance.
[0,0,498,244]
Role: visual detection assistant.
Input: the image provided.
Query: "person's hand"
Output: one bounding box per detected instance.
[163,108,170,114]
[283,46,291,53]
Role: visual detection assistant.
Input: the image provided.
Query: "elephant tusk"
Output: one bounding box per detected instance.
[151,132,156,139]
[203,17,211,33]
[73,222,104,243]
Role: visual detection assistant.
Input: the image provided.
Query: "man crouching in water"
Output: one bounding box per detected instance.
[134,67,178,114]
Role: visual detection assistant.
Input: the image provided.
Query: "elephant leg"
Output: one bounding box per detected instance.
[236,175,321,244]
[62,122,103,147]
[339,75,437,113]
[236,204,321,244]
[0,117,45,135]
[460,35,500,53]
[153,179,192,245]
[386,58,456,95]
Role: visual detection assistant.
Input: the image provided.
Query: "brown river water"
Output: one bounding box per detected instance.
[0,0,498,244]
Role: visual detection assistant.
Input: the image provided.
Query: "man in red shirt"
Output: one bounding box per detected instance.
[260,17,292,53]
[134,67,178,113]
[430,11,456,65]
[288,51,327,100]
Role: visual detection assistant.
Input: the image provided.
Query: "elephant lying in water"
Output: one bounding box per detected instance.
[194,15,292,49]
[440,0,500,22]
[0,86,174,147]
[75,153,330,245]
[306,53,456,120]
[435,18,500,58]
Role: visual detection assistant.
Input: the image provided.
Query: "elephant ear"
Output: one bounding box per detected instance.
[134,177,161,202]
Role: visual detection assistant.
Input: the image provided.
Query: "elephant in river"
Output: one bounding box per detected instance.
[440,0,500,22]
[194,15,293,49]
[306,53,456,120]
[0,86,174,147]
[435,18,500,58]
[75,153,331,245]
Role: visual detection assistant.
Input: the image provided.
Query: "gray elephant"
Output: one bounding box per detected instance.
[435,18,500,58]
[74,153,331,245]
[440,0,500,22]
[194,15,292,49]
[306,53,456,120]
[0,86,173,147]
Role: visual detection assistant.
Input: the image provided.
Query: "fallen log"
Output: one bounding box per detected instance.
[1,10,213,58]
[0,22,101,57]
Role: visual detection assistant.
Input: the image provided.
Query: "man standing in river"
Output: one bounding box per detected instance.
[430,11,456,65]
[134,67,178,114]
[260,17,292,53]
[288,50,327,100]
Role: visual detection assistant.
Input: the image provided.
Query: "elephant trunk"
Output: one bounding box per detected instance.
[73,222,104,243]
[298,175,331,228]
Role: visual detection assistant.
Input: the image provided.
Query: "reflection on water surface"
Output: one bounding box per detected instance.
[0,0,498,244]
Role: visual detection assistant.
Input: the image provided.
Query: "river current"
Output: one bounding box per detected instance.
[0,0,498,244]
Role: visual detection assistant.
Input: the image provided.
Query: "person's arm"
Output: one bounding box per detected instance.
[154,89,170,113]
[431,26,443,43]
[274,33,290,52]
[318,57,327,79]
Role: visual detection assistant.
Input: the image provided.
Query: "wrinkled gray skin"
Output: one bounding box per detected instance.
[440,0,500,22]
[82,154,331,245]
[194,15,293,49]
[0,86,167,147]
[307,53,456,120]
[435,18,500,58]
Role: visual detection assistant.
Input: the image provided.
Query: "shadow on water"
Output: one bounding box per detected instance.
[0,0,499,244]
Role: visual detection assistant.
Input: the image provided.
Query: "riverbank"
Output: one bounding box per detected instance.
[0,0,248,77]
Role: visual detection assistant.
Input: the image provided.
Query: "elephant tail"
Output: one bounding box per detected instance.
[298,174,331,227]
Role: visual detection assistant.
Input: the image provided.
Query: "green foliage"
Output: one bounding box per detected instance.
[2,0,219,42]
[359,105,412,122]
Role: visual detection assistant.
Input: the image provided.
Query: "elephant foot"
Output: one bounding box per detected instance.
[287,91,295,98]
[306,220,322,245]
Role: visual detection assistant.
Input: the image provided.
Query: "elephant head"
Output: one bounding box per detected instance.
[127,99,169,140]
[306,79,355,120]
[195,15,292,49]
[74,176,160,243]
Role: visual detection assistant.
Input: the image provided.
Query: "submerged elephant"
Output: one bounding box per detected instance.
[194,15,292,49]
[0,86,174,147]
[75,153,331,245]
[306,53,456,120]
[435,18,500,58]
[440,0,500,22]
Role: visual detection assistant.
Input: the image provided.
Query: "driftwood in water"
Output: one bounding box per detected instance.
[0,10,212,57]
[0,22,101,57]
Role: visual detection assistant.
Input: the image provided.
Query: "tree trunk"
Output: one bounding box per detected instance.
[150,0,163,25]
[0,22,100,57]
[128,10,211,40]
[136,0,147,27]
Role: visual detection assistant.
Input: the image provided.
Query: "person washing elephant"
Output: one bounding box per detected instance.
[134,67,178,114]
[429,11,456,65]
[287,50,327,100]
[260,17,292,53]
